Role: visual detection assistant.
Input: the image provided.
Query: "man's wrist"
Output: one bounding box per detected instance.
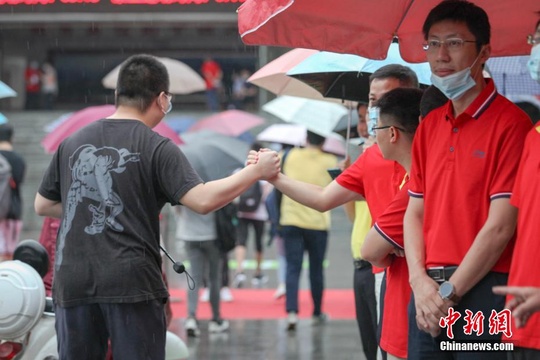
[439,281,461,303]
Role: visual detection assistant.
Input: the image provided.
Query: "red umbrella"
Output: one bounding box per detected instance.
[41,105,183,154]
[187,109,265,136]
[238,0,538,63]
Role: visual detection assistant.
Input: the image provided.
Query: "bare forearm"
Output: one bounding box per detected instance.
[450,199,517,297]
[404,200,426,285]
[361,227,394,268]
[181,166,261,214]
[451,223,515,297]
[272,173,359,212]
[34,193,62,218]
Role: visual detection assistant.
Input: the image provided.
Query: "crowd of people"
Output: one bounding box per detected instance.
[8,0,536,359]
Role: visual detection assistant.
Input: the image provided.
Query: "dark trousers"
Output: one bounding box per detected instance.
[408,272,508,360]
[354,264,378,360]
[282,226,328,315]
[509,347,540,360]
[55,300,166,360]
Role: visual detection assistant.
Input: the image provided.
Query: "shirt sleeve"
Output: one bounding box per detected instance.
[408,120,426,199]
[336,151,366,196]
[489,112,532,201]
[154,141,203,206]
[38,150,62,202]
[373,185,409,250]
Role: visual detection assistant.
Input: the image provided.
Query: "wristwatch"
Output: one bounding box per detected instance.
[438,281,461,303]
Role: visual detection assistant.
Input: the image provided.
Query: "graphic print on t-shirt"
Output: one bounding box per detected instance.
[55,144,140,269]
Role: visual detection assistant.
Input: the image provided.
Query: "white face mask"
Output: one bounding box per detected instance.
[367,106,379,137]
[163,101,172,115]
[162,94,173,115]
[430,52,482,100]
[527,45,540,83]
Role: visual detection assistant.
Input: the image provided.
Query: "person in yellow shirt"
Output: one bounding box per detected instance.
[280,131,337,331]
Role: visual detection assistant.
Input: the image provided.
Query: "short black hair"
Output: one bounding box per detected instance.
[420,85,448,118]
[0,123,14,142]
[369,64,419,88]
[423,0,490,52]
[306,130,326,146]
[376,88,423,136]
[115,54,170,113]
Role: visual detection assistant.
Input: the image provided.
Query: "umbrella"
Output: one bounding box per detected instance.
[164,116,198,134]
[187,109,265,137]
[41,104,183,154]
[102,57,206,95]
[248,48,324,99]
[486,56,540,96]
[262,95,348,137]
[248,48,353,105]
[180,130,250,182]
[287,43,432,101]
[238,0,538,63]
[0,81,16,99]
[256,123,346,156]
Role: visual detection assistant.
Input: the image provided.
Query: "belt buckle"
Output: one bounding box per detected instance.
[428,266,445,282]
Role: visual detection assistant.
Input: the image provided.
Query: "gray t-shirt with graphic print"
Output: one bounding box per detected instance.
[38,119,203,307]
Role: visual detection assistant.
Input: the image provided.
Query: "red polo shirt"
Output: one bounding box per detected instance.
[504,125,540,349]
[408,79,532,272]
[373,183,410,359]
[337,144,405,222]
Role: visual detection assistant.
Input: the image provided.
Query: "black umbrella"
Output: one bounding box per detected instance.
[180,130,250,182]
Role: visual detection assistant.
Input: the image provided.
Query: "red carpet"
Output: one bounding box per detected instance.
[170,288,355,320]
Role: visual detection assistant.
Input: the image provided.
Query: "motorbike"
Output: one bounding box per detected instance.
[0,240,189,360]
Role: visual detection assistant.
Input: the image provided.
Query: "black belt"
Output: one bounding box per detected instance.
[353,259,372,270]
[427,266,458,283]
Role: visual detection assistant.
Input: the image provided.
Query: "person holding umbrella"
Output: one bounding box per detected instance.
[34,54,280,360]
[403,1,532,358]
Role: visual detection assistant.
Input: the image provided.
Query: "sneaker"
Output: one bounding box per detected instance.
[199,288,209,302]
[273,283,286,299]
[312,313,328,326]
[185,317,200,337]
[232,273,247,288]
[220,287,234,302]
[209,319,230,333]
[251,273,269,287]
[287,312,298,331]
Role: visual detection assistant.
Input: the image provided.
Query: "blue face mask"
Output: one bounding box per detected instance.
[367,106,379,137]
[527,45,540,83]
[430,53,481,100]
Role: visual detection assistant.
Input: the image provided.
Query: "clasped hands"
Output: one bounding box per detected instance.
[412,275,457,338]
[247,149,280,181]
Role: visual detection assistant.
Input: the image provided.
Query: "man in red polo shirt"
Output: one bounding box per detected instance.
[361,86,447,360]
[491,18,540,359]
[267,64,417,355]
[361,87,423,360]
[404,1,533,358]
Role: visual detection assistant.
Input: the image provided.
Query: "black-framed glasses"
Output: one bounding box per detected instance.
[527,34,540,46]
[372,125,406,132]
[422,38,477,52]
